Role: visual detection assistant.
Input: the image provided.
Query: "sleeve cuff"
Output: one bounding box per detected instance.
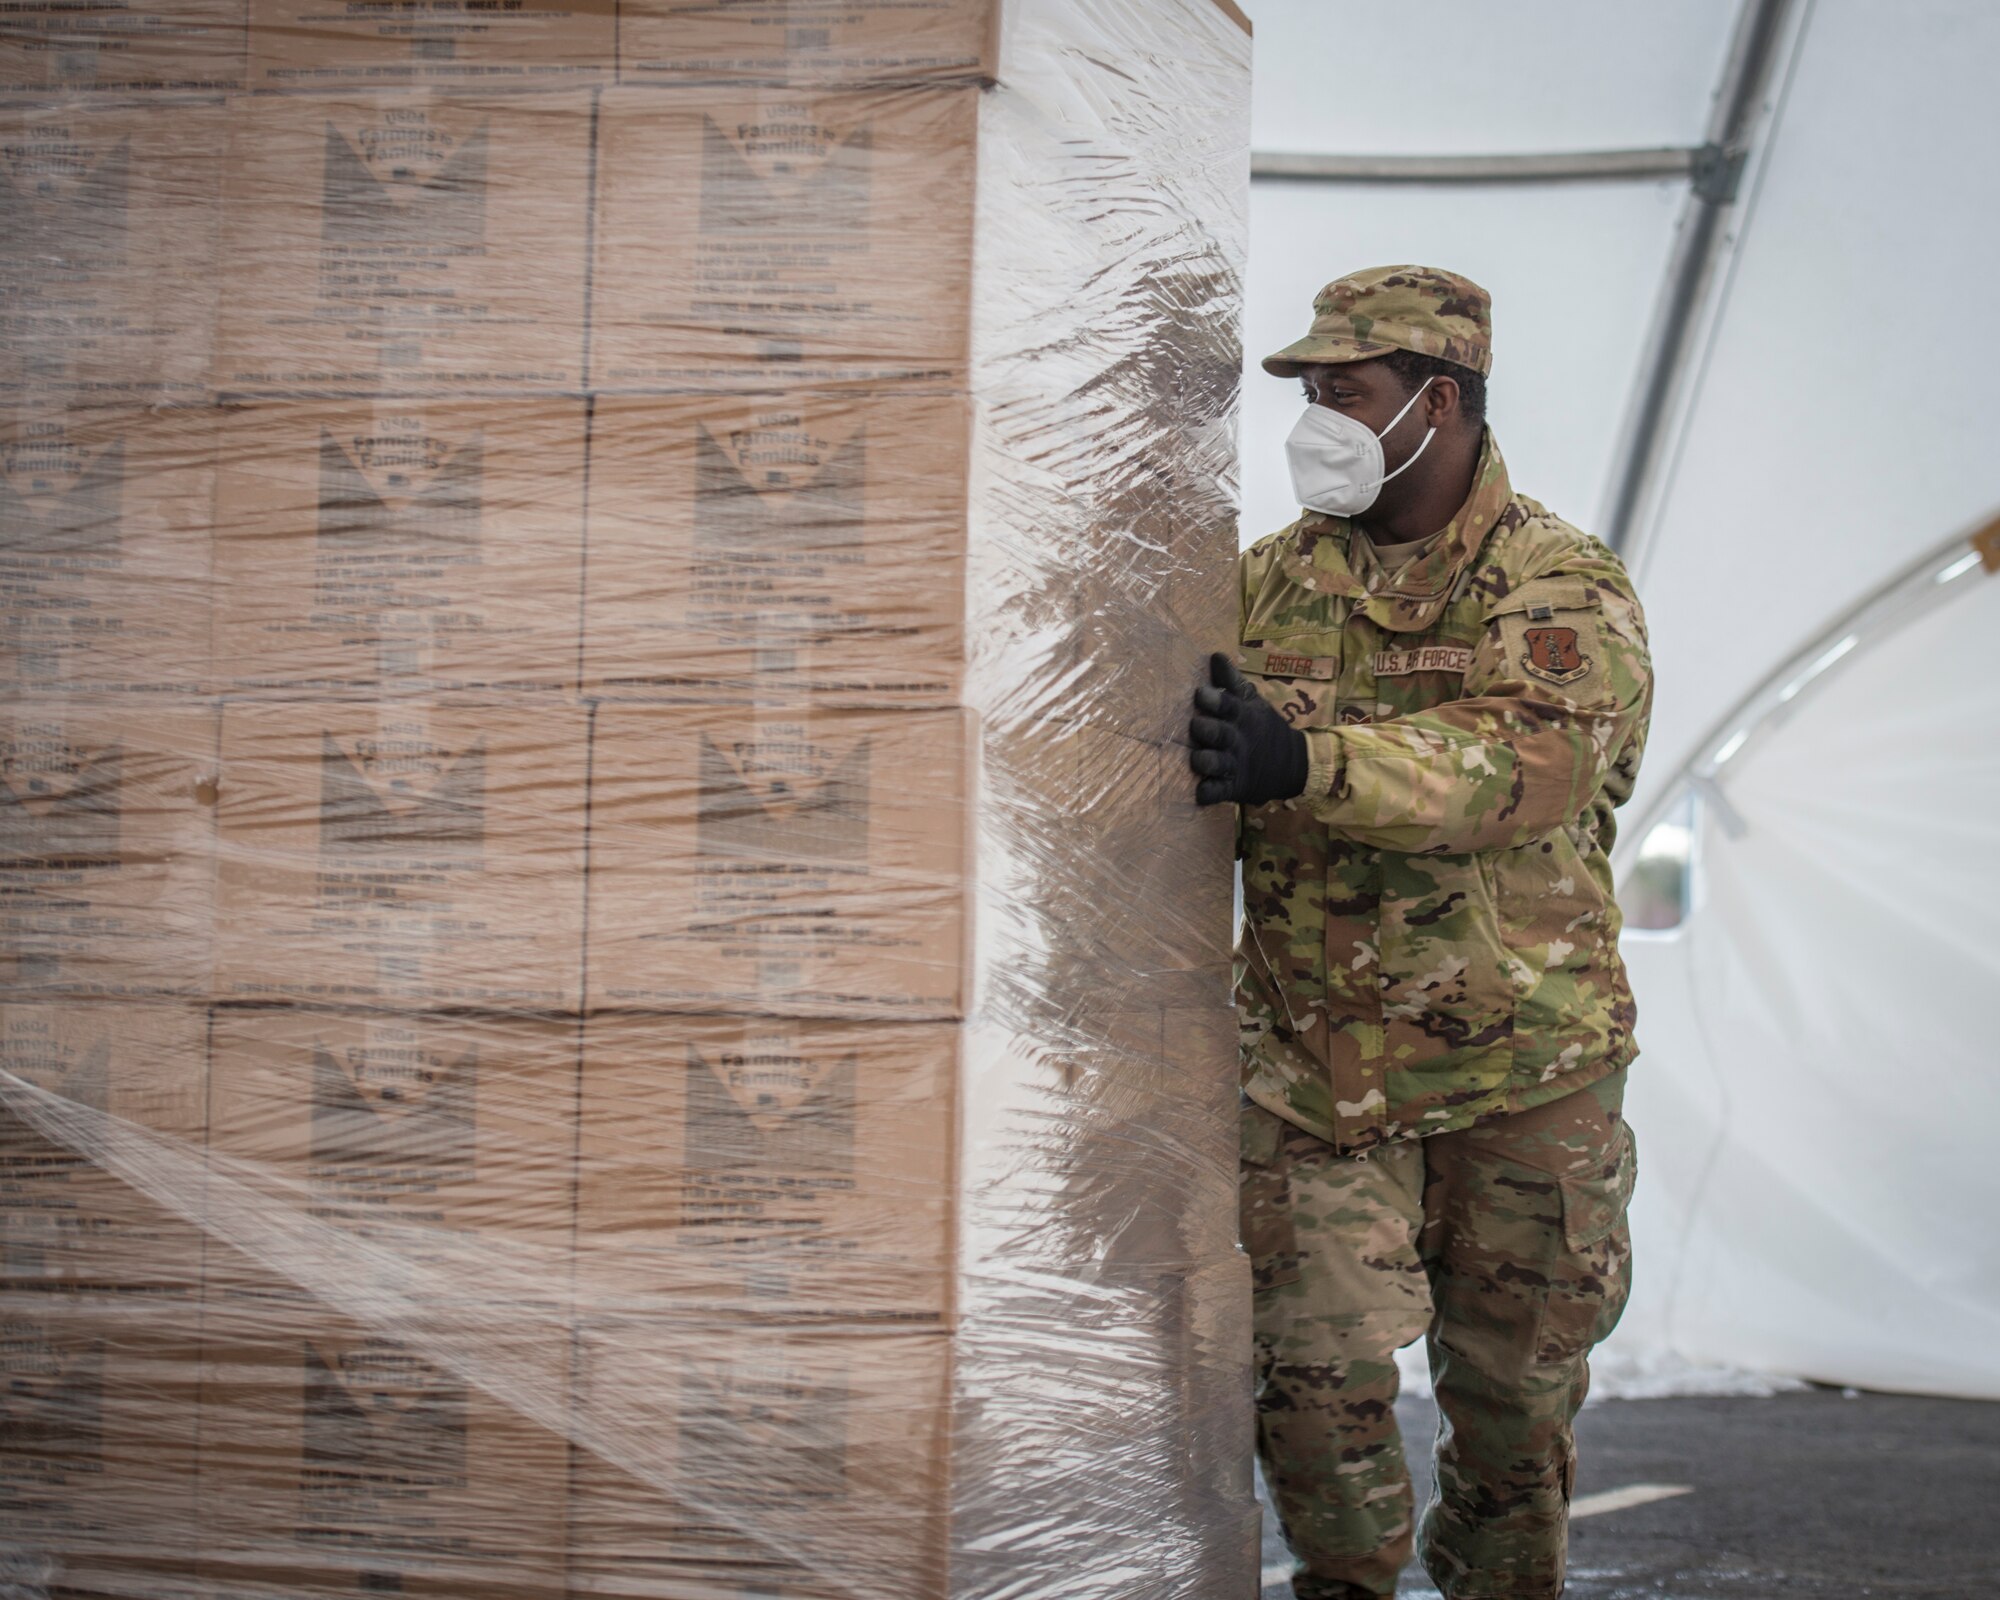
[1301,729,1343,801]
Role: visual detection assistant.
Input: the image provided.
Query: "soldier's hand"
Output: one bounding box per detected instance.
[1188,652,1309,807]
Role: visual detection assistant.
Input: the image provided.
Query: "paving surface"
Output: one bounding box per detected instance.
[1257,1389,2000,1599]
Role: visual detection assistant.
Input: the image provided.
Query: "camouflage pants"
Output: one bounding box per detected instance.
[1241,1070,1635,1600]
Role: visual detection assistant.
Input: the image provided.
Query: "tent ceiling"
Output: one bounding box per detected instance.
[1245,1,1738,158]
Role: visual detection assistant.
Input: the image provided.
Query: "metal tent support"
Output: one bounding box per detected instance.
[1596,0,1808,559]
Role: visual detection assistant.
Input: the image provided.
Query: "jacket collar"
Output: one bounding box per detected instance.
[1277,428,1514,635]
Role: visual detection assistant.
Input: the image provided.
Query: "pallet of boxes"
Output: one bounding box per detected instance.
[0,1,1255,1595]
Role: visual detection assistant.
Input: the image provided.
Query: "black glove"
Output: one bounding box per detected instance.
[1188,652,1309,807]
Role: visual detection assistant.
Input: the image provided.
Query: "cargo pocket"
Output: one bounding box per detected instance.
[1535,1122,1637,1365]
[1239,1100,1302,1291]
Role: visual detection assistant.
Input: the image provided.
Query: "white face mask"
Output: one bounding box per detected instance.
[1284,377,1435,517]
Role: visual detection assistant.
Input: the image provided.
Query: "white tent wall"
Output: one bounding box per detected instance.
[1617,558,2000,1399]
[1615,0,2000,1399]
[1235,0,2000,1399]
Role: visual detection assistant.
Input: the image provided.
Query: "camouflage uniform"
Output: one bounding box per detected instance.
[1237,267,1652,1599]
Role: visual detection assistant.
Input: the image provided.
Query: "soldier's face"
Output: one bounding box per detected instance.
[1297,360,1437,473]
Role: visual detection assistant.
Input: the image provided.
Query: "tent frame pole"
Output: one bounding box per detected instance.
[1250,148,1704,185]
[1597,0,1805,560]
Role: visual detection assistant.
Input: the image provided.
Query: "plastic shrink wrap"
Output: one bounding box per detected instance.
[0,1,1254,1596]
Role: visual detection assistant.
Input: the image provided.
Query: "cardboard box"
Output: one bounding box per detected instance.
[586,705,968,1018]
[578,1014,953,1323]
[250,0,612,89]
[612,0,1244,90]
[0,1001,208,1297]
[196,1307,570,1599]
[0,1298,202,1596]
[1005,718,1234,1014]
[616,0,996,86]
[213,397,585,694]
[1028,1001,1239,1273]
[0,0,246,96]
[0,399,214,696]
[214,699,586,1009]
[567,1323,949,1600]
[0,101,222,402]
[1051,464,1240,752]
[205,1008,576,1281]
[195,1008,576,1595]
[591,86,973,390]
[215,90,591,395]
[0,700,216,999]
[583,391,965,705]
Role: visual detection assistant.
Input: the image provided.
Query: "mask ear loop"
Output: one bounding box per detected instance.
[1374,376,1436,488]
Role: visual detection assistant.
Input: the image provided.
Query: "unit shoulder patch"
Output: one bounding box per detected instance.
[1520,625,1591,685]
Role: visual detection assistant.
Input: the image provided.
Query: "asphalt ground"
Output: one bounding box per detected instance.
[1257,1389,2000,1599]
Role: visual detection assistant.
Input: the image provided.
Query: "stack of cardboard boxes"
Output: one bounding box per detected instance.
[0,0,1253,1593]
[2,27,229,1588]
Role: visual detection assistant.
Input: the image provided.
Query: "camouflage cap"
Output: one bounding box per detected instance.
[1262,264,1493,378]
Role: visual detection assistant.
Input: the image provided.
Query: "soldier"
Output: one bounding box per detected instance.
[1188,266,1652,1600]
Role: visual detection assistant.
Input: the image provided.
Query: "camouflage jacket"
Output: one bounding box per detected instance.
[1236,431,1652,1153]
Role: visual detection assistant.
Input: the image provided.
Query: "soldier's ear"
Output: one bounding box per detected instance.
[1426,374,1462,428]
